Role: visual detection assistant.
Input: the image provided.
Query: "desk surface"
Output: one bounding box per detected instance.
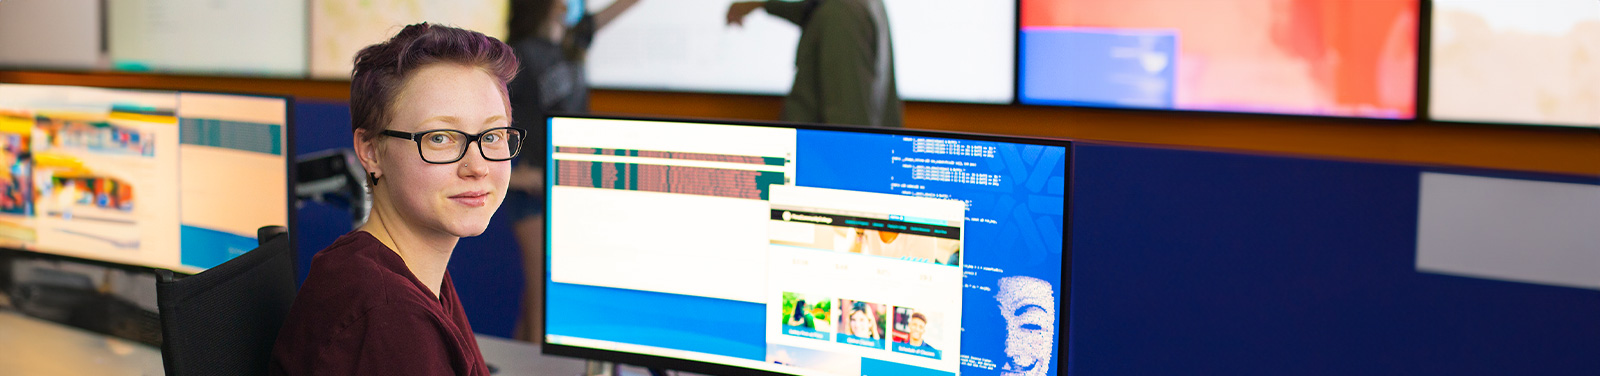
[0,310,587,375]
[479,333,588,376]
[0,310,164,375]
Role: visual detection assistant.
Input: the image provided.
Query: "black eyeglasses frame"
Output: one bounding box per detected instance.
[380,127,526,164]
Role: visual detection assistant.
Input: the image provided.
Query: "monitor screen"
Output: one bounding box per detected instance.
[543,116,1068,376]
[309,0,509,79]
[1429,0,1600,128]
[105,0,307,77]
[0,0,103,71]
[1019,0,1419,119]
[0,84,290,273]
[583,0,1015,104]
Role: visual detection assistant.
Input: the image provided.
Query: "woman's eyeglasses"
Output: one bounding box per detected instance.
[381,127,525,164]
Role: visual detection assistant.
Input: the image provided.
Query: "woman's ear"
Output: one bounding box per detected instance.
[353,129,381,181]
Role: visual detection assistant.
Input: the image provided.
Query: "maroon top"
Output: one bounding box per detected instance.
[270,231,490,376]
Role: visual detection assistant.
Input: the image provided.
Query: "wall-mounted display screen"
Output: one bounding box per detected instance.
[1019,0,1419,119]
[0,0,104,71]
[106,0,307,77]
[0,84,290,273]
[543,116,1068,376]
[1429,0,1600,128]
[583,0,1015,104]
[309,0,508,79]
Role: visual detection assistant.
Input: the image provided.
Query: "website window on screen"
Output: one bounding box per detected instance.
[545,117,1067,376]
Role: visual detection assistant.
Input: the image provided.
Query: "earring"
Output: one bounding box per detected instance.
[368,172,381,185]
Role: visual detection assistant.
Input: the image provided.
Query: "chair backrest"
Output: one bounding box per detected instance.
[156,226,296,376]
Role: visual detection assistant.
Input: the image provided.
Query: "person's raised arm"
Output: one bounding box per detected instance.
[726,1,765,27]
[728,0,817,27]
[592,0,640,32]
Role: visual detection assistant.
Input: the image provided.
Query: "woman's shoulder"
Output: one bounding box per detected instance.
[309,232,389,268]
[276,232,448,349]
[273,251,463,375]
[295,232,433,311]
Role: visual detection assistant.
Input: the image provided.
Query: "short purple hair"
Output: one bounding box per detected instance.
[350,23,519,141]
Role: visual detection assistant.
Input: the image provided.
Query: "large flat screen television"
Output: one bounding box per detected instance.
[308,0,509,79]
[0,0,103,71]
[1428,0,1600,128]
[105,0,307,77]
[542,115,1069,376]
[582,0,1016,104]
[1019,0,1419,119]
[0,83,292,273]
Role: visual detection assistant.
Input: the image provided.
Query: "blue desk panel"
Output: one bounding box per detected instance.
[1068,143,1600,375]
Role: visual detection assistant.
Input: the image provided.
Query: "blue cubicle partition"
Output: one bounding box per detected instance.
[1069,143,1600,375]
[291,100,525,338]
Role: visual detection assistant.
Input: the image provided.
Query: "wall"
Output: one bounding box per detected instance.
[3,70,1596,178]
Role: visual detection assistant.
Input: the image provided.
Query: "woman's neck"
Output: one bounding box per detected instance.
[359,204,457,301]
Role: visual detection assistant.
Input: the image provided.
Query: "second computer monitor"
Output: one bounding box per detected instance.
[543,116,1068,376]
[0,83,291,273]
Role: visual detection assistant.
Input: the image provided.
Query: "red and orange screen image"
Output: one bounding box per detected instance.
[1020,0,1418,118]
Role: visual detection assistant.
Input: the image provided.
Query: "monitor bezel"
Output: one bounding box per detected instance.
[539,113,1074,376]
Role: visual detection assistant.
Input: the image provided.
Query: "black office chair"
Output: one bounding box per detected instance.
[156,226,296,376]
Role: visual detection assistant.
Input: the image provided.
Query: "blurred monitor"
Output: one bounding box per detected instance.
[1019,0,1419,119]
[583,0,1015,104]
[105,0,305,77]
[0,84,290,273]
[0,0,104,71]
[309,0,509,79]
[1429,0,1600,128]
[543,116,1068,376]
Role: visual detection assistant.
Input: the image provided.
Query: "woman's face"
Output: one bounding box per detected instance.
[849,309,873,336]
[366,63,512,238]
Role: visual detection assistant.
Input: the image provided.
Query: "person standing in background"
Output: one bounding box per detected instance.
[726,0,903,128]
[504,0,641,342]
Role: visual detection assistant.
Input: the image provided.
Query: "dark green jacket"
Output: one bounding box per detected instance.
[765,0,903,128]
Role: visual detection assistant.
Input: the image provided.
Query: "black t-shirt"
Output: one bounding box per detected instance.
[507,16,597,169]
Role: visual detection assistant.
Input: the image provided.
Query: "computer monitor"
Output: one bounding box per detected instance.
[0,84,291,273]
[0,0,103,71]
[582,0,1015,104]
[1429,0,1600,128]
[105,0,307,77]
[542,116,1069,376]
[1019,0,1419,119]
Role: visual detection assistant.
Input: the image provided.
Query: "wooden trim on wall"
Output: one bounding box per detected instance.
[5,70,1596,177]
[589,90,1600,178]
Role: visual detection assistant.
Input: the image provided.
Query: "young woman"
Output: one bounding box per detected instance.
[270,23,522,376]
[787,299,815,328]
[845,301,881,340]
